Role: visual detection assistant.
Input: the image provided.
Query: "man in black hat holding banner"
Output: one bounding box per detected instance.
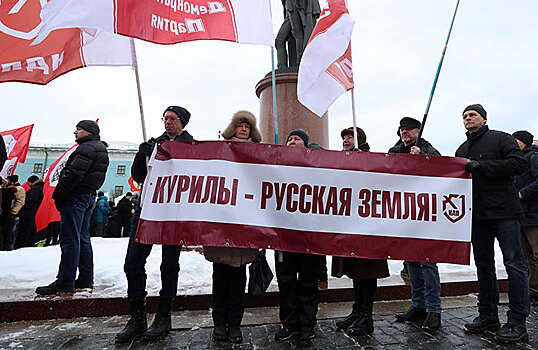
[116,105,194,343]
[456,104,529,343]
[36,120,109,295]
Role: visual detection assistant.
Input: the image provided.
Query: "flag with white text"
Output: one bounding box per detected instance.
[298,0,355,117]
[0,0,133,84]
[34,0,274,47]
[0,124,34,177]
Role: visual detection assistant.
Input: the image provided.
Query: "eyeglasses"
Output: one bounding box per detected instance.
[161,117,180,122]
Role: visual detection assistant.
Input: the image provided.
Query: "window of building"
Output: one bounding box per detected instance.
[117,165,126,176]
[33,163,43,174]
[115,186,124,198]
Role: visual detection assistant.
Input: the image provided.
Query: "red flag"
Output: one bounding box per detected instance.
[128,176,141,192]
[298,0,355,116]
[35,144,77,232]
[34,0,274,47]
[0,0,133,84]
[1,124,34,177]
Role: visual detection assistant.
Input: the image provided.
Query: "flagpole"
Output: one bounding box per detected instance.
[416,0,461,144]
[350,89,359,150]
[130,39,148,142]
[271,47,279,144]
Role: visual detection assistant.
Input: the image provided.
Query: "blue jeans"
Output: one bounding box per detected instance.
[123,208,182,301]
[57,194,95,286]
[472,219,530,326]
[406,261,441,313]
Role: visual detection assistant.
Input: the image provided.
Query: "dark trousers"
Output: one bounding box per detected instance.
[57,194,95,286]
[123,209,182,301]
[275,251,320,329]
[15,216,36,248]
[212,263,247,327]
[472,219,530,326]
[1,214,15,250]
[94,222,106,237]
[352,278,377,311]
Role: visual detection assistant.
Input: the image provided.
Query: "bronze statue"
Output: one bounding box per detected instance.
[275,0,321,70]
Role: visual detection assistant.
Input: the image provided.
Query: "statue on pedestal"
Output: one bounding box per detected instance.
[275,0,321,71]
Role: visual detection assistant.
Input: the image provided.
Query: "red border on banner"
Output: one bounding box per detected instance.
[137,219,471,265]
[153,141,470,179]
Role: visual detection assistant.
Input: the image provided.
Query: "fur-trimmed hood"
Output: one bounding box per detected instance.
[221,110,262,143]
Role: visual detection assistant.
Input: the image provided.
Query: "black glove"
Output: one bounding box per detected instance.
[465,160,481,173]
[138,140,153,157]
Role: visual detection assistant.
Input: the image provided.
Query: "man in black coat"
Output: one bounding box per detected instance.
[36,120,109,295]
[512,130,538,303]
[15,176,44,248]
[116,106,194,343]
[390,117,443,332]
[456,104,529,342]
[117,192,133,237]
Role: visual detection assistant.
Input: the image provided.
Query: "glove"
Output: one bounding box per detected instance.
[465,160,481,173]
[138,141,153,157]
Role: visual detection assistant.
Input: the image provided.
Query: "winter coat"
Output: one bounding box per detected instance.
[11,185,25,215]
[116,196,133,224]
[18,181,44,218]
[514,145,538,226]
[332,147,389,280]
[455,125,527,220]
[131,131,194,184]
[0,136,6,170]
[52,134,109,206]
[203,134,258,267]
[388,138,441,156]
[94,195,111,224]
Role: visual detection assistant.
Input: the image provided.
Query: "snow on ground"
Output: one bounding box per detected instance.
[0,238,506,298]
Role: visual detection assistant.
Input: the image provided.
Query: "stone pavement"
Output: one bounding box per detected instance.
[0,298,536,349]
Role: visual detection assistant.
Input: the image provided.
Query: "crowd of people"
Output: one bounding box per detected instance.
[1,103,536,345]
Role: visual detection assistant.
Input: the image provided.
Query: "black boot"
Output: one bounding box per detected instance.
[395,306,427,322]
[347,305,374,336]
[115,300,147,343]
[336,304,360,330]
[145,298,174,340]
[421,312,441,332]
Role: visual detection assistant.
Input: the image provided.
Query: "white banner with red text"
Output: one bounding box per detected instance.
[137,141,472,264]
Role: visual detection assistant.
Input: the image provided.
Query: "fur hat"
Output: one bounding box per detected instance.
[341,126,370,151]
[76,120,99,135]
[220,110,262,143]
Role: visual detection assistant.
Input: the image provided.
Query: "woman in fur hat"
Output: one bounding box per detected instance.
[204,110,261,343]
[332,127,389,336]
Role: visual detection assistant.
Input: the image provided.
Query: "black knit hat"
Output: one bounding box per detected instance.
[164,106,191,127]
[76,120,100,135]
[27,175,39,184]
[512,130,534,147]
[463,104,487,119]
[7,175,18,183]
[287,129,309,146]
[397,117,421,136]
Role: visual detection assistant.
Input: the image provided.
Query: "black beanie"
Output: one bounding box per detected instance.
[76,120,100,135]
[164,106,191,127]
[463,104,487,119]
[287,129,309,146]
[397,117,421,136]
[512,130,534,147]
[7,175,18,183]
[27,175,39,184]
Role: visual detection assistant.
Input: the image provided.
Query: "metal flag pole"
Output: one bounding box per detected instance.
[271,47,279,144]
[351,89,359,150]
[416,0,461,144]
[130,38,148,142]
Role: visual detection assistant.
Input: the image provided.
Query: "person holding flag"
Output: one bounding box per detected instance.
[35,120,109,295]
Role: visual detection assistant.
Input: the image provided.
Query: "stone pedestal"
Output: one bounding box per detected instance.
[255,73,328,148]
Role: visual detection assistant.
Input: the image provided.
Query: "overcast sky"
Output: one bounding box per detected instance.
[1,0,537,156]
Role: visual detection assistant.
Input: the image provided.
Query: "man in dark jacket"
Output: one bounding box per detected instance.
[456,104,529,342]
[512,130,538,303]
[36,120,109,295]
[15,175,44,248]
[116,106,194,343]
[117,192,133,237]
[390,117,443,332]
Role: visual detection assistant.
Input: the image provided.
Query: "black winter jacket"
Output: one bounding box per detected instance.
[117,196,133,223]
[52,135,109,205]
[388,138,441,156]
[514,145,538,226]
[455,125,526,220]
[131,131,194,183]
[18,181,44,218]
[0,135,6,171]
